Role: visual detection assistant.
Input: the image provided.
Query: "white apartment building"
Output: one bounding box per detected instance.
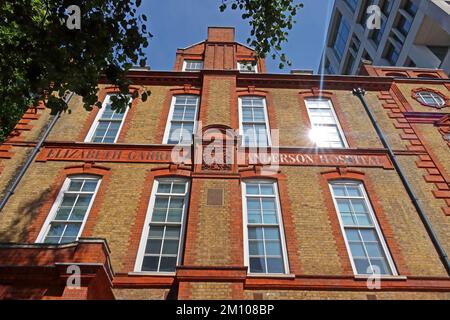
[321,0,450,75]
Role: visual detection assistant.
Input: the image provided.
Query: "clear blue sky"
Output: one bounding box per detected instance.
[139,1,335,73]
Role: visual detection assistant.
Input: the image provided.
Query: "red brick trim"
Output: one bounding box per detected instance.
[298,88,356,148]
[411,87,450,109]
[362,65,449,80]
[244,275,450,292]
[121,164,192,273]
[26,163,112,243]
[436,115,450,149]
[0,145,13,159]
[155,86,202,143]
[382,85,450,216]
[320,168,409,276]
[229,179,244,266]
[182,178,201,266]
[5,102,45,143]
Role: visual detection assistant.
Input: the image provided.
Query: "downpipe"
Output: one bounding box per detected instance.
[0,92,75,212]
[352,87,450,275]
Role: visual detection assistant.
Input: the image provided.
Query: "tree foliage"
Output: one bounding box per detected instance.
[0,0,151,141]
[0,0,302,142]
[220,0,303,69]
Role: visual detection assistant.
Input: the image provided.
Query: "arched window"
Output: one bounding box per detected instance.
[329,180,397,275]
[135,178,190,273]
[163,95,199,144]
[36,175,101,244]
[241,179,289,274]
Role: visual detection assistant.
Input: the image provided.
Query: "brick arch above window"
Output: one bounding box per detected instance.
[411,87,449,109]
[239,164,280,180]
[321,167,366,182]
[64,163,111,177]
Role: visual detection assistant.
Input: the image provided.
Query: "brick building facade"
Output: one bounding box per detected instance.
[0,27,449,300]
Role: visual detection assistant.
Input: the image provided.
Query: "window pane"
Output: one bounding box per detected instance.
[248,227,263,240]
[267,258,284,273]
[265,240,282,256]
[82,181,98,192]
[142,256,159,271]
[68,180,83,191]
[249,257,265,273]
[148,226,164,238]
[249,240,264,255]
[63,223,82,237]
[159,257,177,272]
[162,239,179,254]
[146,239,162,254]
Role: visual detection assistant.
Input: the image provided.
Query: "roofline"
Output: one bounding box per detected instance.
[177,40,256,53]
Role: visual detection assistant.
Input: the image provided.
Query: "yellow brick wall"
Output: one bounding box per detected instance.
[415,124,450,178]
[122,86,174,144]
[204,77,232,127]
[334,90,383,149]
[0,147,32,198]
[397,83,449,113]
[0,160,68,242]
[365,91,408,150]
[397,155,450,258]
[188,282,233,300]
[0,160,159,272]
[283,166,446,276]
[191,179,234,266]
[90,163,157,270]
[47,94,90,142]
[48,85,175,144]
[270,89,312,147]
[113,288,169,300]
[244,290,450,300]
[269,89,384,148]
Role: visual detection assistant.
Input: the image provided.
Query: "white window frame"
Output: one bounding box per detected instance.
[162,95,200,145]
[241,179,290,275]
[305,98,349,148]
[134,178,190,274]
[329,180,398,276]
[84,94,130,143]
[416,91,445,107]
[237,61,258,73]
[238,96,272,147]
[182,60,203,72]
[36,175,101,243]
